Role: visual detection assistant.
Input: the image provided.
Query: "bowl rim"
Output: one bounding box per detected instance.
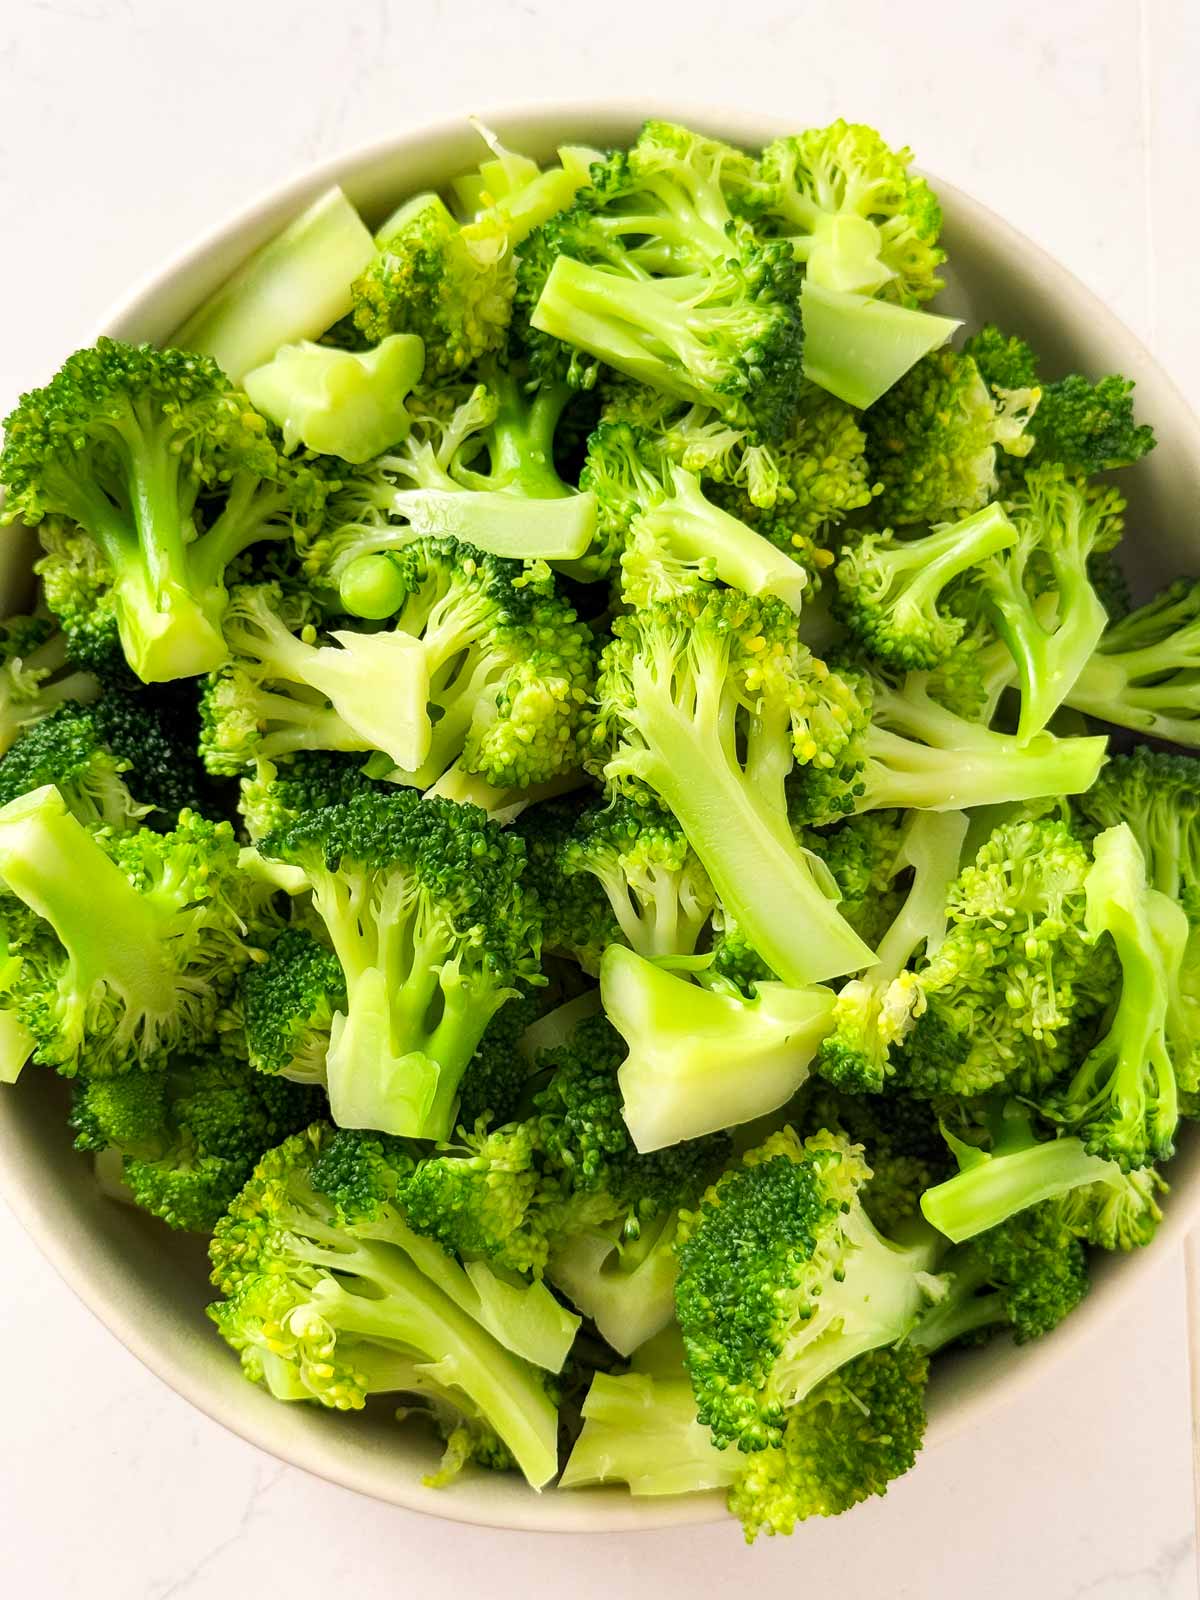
[2,98,1199,1536]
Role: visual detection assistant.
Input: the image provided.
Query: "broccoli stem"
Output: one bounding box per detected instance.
[907,1255,1003,1354]
[799,279,961,410]
[986,552,1108,744]
[174,187,376,383]
[560,1365,735,1496]
[920,1136,1118,1242]
[385,486,596,562]
[0,786,176,1041]
[632,467,807,612]
[1067,651,1200,747]
[547,1210,680,1357]
[613,674,874,986]
[0,1009,34,1083]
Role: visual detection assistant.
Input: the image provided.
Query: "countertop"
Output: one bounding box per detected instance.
[1,2,1197,1595]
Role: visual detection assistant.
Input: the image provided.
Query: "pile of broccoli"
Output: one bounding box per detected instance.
[0,115,1186,1541]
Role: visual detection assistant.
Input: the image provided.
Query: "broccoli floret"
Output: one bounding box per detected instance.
[675,1127,943,1452]
[239,925,346,1085]
[207,1124,564,1487]
[747,121,944,306]
[1048,824,1183,1170]
[0,614,100,752]
[559,794,715,960]
[577,420,810,606]
[601,944,836,1152]
[514,796,621,974]
[522,123,805,440]
[1066,579,1200,746]
[0,340,328,683]
[864,346,1037,526]
[1075,748,1200,915]
[351,140,590,374]
[817,810,967,1093]
[834,503,1017,670]
[199,581,433,776]
[910,1205,1088,1352]
[727,1344,929,1540]
[981,468,1125,740]
[70,1054,323,1231]
[790,662,1106,823]
[261,789,541,1140]
[798,809,911,946]
[237,751,385,842]
[591,590,875,987]
[0,688,208,829]
[899,818,1110,1098]
[455,986,549,1130]
[0,787,267,1078]
[920,1099,1165,1245]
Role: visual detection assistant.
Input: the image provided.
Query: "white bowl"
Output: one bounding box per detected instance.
[1,103,1198,1535]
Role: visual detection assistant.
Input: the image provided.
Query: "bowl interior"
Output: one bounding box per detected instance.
[1,104,1198,1534]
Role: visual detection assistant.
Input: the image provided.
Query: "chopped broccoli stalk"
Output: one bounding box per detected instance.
[675,1127,944,1452]
[1066,579,1200,746]
[261,790,541,1140]
[982,468,1124,741]
[243,333,425,464]
[601,945,836,1151]
[560,1329,738,1496]
[0,786,262,1076]
[834,503,1017,670]
[199,582,432,774]
[593,590,875,986]
[1049,824,1183,1170]
[817,810,968,1093]
[1,340,327,682]
[547,1208,682,1357]
[207,1125,561,1487]
[174,187,376,383]
[799,280,961,410]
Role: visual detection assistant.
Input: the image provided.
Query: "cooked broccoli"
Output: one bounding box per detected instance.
[236,751,385,842]
[674,1127,943,1452]
[260,789,541,1140]
[0,614,99,752]
[834,503,1017,670]
[1075,747,1200,915]
[1065,579,1200,746]
[864,346,1037,526]
[207,1124,565,1487]
[70,1053,323,1231]
[591,590,875,987]
[0,786,266,1078]
[817,810,968,1093]
[1,340,328,682]
[239,925,345,1085]
[981,468,1125,740]
[514,795,621,974]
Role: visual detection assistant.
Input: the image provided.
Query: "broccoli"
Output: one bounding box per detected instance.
[454,986,550,1130]
[0,688,207,830]
[243,332,425,464]
[260,789,541,1140]
[790,662,1106,822]
[898,817,1110,1099]
[817,810,968,1093]
[336,538,595,792]
[1,340,329,682]
[207,1124,565,1487]
[559,795,715,960]
[965,325,1156,479]
[514,796,621,974]
[0,787,267,1078]
[546,1207,683,1358]
[523,122,805,439]
[981,468,1125,740]
[236,750,386,842]
[591,590,875,987]
[1074,747,1200,915]
[833,503,1017,670]
[797,809,911,946]
[747,121,945,306]
[0,614,99,753]
[70,1053,323,1231]
[1065,579,1200,746]
[351,140,591,375]
[920,1100,1166,1247]
[910,1205,1089,1353]
[674,1127,944,1452]
[199,581,432,775]
[1048,823,1184,1170]
[601,945,836,1151]
[239,925,346,1085]
[864,346,1038,526]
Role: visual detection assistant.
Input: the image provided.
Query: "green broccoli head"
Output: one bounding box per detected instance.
[239,925,346,1085]
[237,751,385,842]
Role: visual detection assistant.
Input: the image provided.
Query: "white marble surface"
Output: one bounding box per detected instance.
[1,1,1198,1595]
